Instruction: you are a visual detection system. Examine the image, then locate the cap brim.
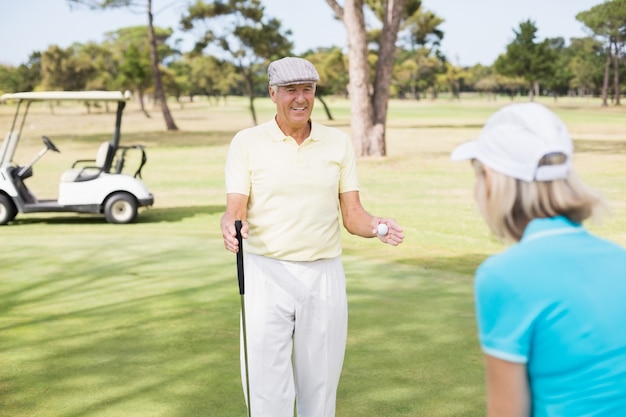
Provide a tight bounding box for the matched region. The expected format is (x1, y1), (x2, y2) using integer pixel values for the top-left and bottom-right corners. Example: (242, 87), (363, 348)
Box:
(450, 140), (479, 161)
(272, 80), (318, 86)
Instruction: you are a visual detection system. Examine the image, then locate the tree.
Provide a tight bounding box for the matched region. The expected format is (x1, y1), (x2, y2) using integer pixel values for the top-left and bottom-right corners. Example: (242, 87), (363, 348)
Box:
(181, 0), (292, 125)
(401, 6), (444, 49)
(0, 66), (20, 95)
(68, 0), (179, 130)
(541, 37), (574, 100)
(40, 44), (96, 91)
(325, 0), (426, 156)
(440, 61), (467, 100)
(568, 37), (606, 97)
(577, 0), (626, 106)
(302, 48), (351, 120)
(306, 48), (350, 98)
(392, 56), (418, 98)
(473, 77), (500, 101)
(104, 25), (177, 116)
(466, 64), (497, 100)
(119, 42), (153, 115)
(0, 53), (41, 94)
(79, 42), (118, 92)
(494, 20), (555, 101)
(394, 47), (442, 100)
(394, 5), (446, 101)
(185, 54), (240, 102)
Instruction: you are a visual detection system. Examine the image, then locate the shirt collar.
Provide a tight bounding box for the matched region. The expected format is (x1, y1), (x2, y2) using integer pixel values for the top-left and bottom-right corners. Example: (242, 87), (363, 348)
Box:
(268, 117), (321, 142)
(521, 216), (585, 243)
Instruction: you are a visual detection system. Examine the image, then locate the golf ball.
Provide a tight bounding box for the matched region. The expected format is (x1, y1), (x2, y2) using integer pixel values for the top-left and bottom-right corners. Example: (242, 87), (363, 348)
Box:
(377, 223), (389, 236)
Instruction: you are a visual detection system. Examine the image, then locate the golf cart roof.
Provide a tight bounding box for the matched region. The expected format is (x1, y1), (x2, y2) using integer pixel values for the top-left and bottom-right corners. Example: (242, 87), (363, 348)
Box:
(0, 90), (132, 166)
(0, 90), (132, 103)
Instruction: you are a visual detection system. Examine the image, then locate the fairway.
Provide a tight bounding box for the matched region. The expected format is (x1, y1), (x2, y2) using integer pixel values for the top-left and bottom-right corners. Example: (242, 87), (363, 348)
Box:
(1, 95), (625, 417)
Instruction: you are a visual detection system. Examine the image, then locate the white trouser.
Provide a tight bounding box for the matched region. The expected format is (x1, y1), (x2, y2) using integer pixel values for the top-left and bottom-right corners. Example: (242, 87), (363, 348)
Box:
(240, 254), (348, 417)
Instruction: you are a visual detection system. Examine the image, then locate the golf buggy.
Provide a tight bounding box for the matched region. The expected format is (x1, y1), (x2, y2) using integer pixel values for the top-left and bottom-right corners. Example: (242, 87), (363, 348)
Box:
(0, 90), (154, 225)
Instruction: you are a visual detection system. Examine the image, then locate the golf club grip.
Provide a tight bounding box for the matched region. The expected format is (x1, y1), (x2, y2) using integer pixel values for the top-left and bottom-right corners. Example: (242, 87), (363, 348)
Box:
(235, 220), (244, 295)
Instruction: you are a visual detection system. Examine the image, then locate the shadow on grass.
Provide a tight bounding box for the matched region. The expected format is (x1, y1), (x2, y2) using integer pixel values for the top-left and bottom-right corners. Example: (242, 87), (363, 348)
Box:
(339, 257), (485, 416)
(139, 205), (225, 223)
(1, 227), (486, 417)
(0, 247), (487, 417)
(0, 241), (246, 417)
(11, 205), (225, 225)
(397, 253), (487, 276)
(394, 123), (484, 129)
(52, 130), (237, 148)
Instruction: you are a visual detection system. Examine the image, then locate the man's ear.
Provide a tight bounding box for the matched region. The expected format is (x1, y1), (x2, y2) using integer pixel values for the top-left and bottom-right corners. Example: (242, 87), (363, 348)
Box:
(269, 86), (277, 103)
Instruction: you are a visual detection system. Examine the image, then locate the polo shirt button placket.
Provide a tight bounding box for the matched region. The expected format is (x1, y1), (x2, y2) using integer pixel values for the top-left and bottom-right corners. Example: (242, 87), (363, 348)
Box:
(296, 147), (306, 168)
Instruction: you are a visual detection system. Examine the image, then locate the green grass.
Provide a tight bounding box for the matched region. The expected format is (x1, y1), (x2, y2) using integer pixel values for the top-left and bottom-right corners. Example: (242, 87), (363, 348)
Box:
(1, 95), (625, 417)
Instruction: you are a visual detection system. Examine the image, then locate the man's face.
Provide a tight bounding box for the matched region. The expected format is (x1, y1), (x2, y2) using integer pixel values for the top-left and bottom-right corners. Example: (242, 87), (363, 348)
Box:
(270, 83), (316, 128)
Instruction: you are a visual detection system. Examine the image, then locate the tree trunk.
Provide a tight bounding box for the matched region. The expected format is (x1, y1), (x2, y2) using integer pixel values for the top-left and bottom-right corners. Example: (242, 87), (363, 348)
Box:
(328, 0), (405, 157)
(248, 95), (257, 126)
(613, 41), (621, 105)
(343, 0), (373, 157)
(534, 81), (540, 98)
(316, 94), (334, 120)
(370, 0), (406, 157)
(241, 66), (257, 126)
(602, 43), (611, 107)
(147, 0), (178, 130)
(137, 89), (151, 118)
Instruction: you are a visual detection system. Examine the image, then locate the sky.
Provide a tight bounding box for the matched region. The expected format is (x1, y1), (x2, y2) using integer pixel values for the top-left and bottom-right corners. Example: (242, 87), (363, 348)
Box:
(0, 0), (605, 68)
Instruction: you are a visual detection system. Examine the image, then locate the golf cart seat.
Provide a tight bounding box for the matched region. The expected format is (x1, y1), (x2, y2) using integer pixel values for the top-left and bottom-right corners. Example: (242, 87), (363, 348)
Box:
(61, 141), (113, 182)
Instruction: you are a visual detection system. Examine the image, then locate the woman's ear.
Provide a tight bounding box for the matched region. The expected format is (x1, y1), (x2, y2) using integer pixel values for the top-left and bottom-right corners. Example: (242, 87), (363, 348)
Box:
(483, 166), (492, 199)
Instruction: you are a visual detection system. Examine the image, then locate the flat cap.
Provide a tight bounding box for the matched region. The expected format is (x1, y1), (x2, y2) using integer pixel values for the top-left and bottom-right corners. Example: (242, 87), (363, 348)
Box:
(268, 57), (320, 86)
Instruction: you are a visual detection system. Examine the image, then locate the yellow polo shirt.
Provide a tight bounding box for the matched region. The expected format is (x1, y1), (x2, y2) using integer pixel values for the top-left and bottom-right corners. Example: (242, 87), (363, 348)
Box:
(225, 118), (359, 261)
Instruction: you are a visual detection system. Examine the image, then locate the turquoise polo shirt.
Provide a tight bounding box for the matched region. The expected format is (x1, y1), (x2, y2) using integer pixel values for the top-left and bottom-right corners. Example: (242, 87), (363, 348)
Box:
(225, 117), (359, 261)
(475, 216), (626, 416)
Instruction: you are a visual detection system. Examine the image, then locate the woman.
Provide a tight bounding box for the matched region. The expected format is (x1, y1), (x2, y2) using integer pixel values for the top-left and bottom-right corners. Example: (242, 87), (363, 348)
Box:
(451, 102), (626, 417)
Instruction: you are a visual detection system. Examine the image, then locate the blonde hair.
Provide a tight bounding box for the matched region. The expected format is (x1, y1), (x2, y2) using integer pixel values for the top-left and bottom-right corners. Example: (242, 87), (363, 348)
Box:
(472, 158), (606, 241)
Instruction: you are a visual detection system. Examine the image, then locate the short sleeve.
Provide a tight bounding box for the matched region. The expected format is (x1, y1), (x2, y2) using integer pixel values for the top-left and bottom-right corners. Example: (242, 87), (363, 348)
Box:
(474, 263), (534, 363)
(338, 134), (359, 193)
(225, 133), (251, 196)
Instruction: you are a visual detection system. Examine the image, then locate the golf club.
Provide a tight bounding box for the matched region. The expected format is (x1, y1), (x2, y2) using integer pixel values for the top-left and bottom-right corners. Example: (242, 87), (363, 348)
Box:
(235, 220), (251, 417)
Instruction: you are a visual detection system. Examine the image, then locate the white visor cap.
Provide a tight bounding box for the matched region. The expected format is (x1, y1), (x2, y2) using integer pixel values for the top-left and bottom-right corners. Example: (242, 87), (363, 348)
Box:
(451, 102), (573, 182)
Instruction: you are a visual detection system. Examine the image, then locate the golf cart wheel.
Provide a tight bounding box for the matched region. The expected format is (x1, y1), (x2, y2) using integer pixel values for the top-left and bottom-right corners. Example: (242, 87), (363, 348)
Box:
(0, 194), (17, 225)
(104, 192), (138, 224)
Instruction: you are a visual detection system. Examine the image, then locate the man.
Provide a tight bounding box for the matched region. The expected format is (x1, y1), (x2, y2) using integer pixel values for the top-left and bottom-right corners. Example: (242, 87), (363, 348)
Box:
(221, 57), (404, 417)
